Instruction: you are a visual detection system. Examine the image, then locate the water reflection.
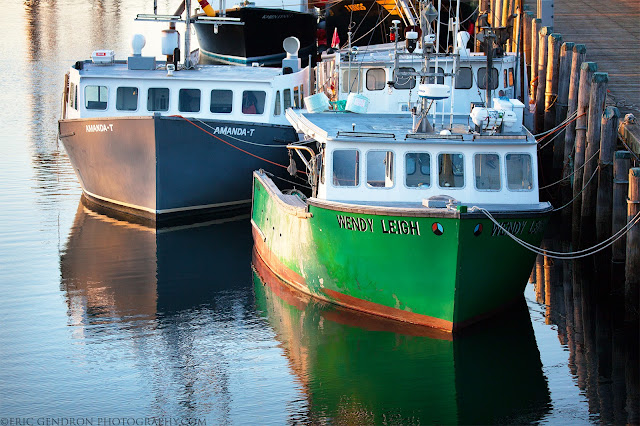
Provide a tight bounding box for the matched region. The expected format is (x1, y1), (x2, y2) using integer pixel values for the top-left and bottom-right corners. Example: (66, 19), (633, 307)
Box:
(532, 220), (640, 424)
(60, 200), (254, 325)
(252, 253), (552, 424)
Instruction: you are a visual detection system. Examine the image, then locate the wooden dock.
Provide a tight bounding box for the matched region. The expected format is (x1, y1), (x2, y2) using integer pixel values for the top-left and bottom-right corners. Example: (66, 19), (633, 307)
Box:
(528, 0), (640, 153)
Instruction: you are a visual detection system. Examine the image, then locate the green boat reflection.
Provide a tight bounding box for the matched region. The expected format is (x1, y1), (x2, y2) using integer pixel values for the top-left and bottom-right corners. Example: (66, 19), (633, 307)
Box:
(253, 251), (552, 424)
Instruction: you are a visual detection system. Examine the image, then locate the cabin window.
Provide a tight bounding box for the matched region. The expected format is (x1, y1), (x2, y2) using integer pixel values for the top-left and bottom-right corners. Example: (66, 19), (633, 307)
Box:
(455, 67), (473, 89)
(506, 153), (533, 190)
(405, 153), (431, 188)
(332, 149), (360, 187)
(394, 67), (416, 90)
(367, 150), (394, 188)
(85, 85), (108, 110)
(242, 90), (266, 114)
(474, 153), (501, 190)
(179, 89), (201, 112)
(341, 70), (362, 93)
(116, 87), (138, 111)
(210, 90), (233, 113)
(147, 88), (169, 111)
(274, 90), (281, 116)
(366, 68), (386, 91)
(477, 67), (499, 90)
(293, 87), (301, 109)
(427, 67), (445, 85)
(283, 89), (292, 110)
(69, 82), (77, 110)
(508, 68), (515, 87)
(319, 148), (325, 184)
(438, 153), (465, 188)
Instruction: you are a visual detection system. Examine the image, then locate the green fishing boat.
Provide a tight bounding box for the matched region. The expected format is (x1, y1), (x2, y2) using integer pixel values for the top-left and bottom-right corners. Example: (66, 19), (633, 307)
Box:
(251, 104), (550, 331)
(251, 12), (551, 331)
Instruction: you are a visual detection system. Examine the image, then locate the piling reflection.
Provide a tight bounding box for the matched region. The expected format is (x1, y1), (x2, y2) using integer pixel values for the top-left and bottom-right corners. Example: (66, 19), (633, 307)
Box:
(532, 218), (640, 424)
(252, 252), (552, 424)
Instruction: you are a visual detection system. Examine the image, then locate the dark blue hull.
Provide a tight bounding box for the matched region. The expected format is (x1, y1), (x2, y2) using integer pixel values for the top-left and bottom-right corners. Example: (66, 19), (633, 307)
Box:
(59, 115), (298, 225)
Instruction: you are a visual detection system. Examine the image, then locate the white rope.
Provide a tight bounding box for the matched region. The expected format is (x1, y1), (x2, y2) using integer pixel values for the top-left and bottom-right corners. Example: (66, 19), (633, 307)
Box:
(539, 148), (600, 190)
(533, 110), (577, 138)
(469, 206), (640, 260)
(549, 163), (599, 212)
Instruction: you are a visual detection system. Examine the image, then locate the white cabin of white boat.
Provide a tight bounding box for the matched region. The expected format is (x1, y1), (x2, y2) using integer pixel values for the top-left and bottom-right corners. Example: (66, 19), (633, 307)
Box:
(290, 111), (541, 207)
(318, 46), (517, 115)
(62, 60), (310, 127)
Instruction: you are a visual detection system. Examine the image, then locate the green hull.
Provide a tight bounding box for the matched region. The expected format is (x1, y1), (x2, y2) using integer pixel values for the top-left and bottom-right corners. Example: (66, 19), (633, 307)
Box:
(252, 258), (551, 424)
(252, 172), (550, 332)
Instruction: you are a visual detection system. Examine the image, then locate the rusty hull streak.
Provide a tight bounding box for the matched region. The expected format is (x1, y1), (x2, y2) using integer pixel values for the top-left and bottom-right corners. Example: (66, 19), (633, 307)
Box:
(252, 222), (456, 333)
(321, 288), (454, 332)
(252, 249), (453, 339)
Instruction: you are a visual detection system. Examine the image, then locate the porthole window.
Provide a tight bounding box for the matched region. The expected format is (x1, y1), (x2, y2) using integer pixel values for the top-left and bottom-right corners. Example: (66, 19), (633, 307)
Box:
(405, 153), (431, 188)
(438, 153), (465, 188)
(85, 85), (108, 110)
(333, 149), (360, 187)
(474, 153), (501, 190)
(366, 68), (386, 91)
(506, 153), (533, 190)
(116, 87), (138, 111)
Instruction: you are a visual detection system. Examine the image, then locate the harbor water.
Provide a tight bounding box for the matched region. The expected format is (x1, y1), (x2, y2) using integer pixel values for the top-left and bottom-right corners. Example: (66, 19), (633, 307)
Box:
(1, 1), (637, 423)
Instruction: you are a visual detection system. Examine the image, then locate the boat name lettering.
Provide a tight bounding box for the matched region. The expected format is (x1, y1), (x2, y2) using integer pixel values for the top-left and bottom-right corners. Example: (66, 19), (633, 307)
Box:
(337, 215), (374, 232)
(381, 219), (420, 236)
(85, 123), (113, 132)
(212, 126), (255, 137)
(491, 220), (527, 237)
(528, 220), (545, 234)
(262, 14), (291, 19)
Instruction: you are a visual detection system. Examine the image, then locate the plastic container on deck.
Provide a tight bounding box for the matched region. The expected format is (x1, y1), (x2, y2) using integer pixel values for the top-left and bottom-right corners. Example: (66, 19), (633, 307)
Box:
(304, 93), (330, 113)
(345, 93), (369, 114)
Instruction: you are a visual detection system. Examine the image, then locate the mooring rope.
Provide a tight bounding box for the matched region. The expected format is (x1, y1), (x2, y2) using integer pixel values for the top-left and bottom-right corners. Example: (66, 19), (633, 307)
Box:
(469, 206), (640, 260)
(539, 148), (600, 190)
(550, 164), (599, 212)
(170, 115), (307, 175)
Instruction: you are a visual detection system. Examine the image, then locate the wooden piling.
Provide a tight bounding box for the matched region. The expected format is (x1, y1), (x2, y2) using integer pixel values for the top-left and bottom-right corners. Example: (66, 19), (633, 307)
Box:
(580, 72), (609, 249)
(523, 12), (533, 75)
(534, 26), (550, 134)
(571, 62), (597, 249)
(626, 168), (640, 323)
(494, 0), (503, 28)
(612, 151), (631, 290)
(595, 107), (620, 280)
(530, 19), (541, 102)
(544, 33), (562, 134)
(553, 41), (574, 173)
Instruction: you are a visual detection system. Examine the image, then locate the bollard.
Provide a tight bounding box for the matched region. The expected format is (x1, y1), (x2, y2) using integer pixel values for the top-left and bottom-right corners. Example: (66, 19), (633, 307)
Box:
(535, 27), (550, 134)
(571, 62), (597, 249)
(595, 107), (620, 281)
(626, 168), (640, 323)
(580, 72), (608, 249)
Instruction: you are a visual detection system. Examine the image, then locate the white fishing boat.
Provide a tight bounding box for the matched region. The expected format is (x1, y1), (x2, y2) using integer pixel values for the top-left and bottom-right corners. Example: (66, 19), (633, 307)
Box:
(58, 2), (311, 226)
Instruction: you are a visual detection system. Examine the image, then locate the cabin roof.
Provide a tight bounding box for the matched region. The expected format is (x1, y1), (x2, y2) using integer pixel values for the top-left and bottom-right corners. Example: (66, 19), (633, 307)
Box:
(290, 111), (534, 145)
(75, 61), (287, 82)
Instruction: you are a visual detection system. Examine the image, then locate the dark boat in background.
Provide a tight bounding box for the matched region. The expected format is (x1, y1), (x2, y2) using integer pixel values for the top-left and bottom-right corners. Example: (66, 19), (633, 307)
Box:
(194, 7), (317, 66)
